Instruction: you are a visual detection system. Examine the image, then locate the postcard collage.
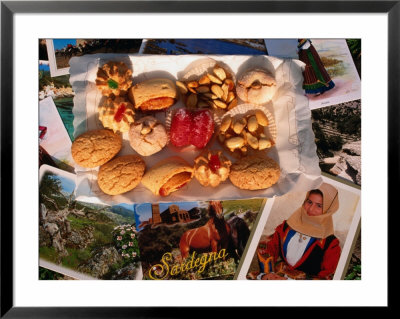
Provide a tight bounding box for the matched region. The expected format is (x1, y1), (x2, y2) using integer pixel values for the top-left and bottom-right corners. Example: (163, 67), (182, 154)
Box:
(39, 38), (361, 281)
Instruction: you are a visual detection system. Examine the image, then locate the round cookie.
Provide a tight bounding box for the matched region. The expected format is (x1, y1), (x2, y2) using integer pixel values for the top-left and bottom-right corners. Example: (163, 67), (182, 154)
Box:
(97, 155), (146, 195)
(71, 129), (122, 168)
(128, 116), (168, 156)
(193, 150), (231, 187)
(229, 155), (280, 190)
(236, 69), (276, 105)
(98, 96), (135, 133)
(95, 61), (133, 97)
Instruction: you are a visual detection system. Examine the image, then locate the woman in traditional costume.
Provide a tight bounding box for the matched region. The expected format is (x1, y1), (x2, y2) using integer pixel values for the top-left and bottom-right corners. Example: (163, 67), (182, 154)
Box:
(297, 39), (335, 95)
(258, 183), (341, 280)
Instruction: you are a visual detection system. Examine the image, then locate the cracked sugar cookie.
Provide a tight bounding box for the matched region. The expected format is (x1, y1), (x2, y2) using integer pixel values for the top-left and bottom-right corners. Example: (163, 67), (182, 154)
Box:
(229, 155), (280, 190)
(97, 155), (146, 195)
(71, 129), (122, 168)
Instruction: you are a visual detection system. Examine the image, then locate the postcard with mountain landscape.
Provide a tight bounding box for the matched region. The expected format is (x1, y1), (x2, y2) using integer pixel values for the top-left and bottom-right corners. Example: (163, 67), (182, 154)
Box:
(134, 198), (265, 280)
(39, 165), (142, 280)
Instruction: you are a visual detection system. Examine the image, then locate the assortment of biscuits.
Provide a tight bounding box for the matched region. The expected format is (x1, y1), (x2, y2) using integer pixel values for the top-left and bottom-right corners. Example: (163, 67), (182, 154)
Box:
(72, 58), (282, 197)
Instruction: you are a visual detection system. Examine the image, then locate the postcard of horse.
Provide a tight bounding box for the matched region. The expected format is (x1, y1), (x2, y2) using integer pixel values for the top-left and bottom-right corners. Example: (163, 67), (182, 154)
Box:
(134, 199), (265, 280)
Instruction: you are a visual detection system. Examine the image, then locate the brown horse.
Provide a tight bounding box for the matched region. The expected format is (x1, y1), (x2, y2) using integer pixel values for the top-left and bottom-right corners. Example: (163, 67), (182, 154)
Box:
(179, 201), (231, 259)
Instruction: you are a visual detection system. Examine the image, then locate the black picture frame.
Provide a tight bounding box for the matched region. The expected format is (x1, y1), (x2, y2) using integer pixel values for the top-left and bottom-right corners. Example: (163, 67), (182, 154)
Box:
(1, 0), (396, 316)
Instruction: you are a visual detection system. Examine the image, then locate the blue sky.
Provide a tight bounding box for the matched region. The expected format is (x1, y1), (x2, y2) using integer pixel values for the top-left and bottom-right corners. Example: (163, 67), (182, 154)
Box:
(156, 39), (266, 55)
(59, 176), (75, 194)
(39, 62), (50, 71)
(53, 39), (76, 50)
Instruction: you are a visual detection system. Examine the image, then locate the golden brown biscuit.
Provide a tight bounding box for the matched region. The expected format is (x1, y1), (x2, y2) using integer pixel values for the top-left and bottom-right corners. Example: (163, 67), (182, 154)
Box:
(95, 61), (133, 97)
(193, 150), (231, 187)
(98, 96), (135, 133)
(97, 155), (146, 195)
(229, 155), (280, 190)
(71, 129), (122, 168)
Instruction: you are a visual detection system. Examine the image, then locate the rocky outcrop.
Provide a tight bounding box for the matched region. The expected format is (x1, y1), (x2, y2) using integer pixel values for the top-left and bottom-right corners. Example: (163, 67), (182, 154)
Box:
(39, 203), (71, 259)
(39, 84), (74, 100)
(39, 202), (95, 261)
(77, 246), (122, 278)
(322, 140), (361, 185)
(109, 263), (141, 280)
(65, 226), (95, 249)
(342, 141), (361, 156)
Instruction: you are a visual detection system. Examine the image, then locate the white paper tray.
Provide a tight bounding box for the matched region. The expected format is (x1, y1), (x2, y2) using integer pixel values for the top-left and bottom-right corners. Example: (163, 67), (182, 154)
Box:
(69, 54), (322, 205)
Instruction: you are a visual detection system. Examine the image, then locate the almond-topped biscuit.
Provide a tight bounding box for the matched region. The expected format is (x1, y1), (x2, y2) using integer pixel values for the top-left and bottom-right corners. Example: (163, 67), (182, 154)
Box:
(71, 129), (122, 168)
(97, 155), (146, 195)
(236, 69), (276, 105)
(229, 155), (280, 190)
(128, 116), (168, 156)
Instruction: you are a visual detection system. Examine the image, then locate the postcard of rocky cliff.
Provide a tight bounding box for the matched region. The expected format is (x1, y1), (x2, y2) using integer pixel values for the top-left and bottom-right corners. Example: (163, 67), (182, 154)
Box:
(134, 198), (265, 280)
(39, 164), (143, 280)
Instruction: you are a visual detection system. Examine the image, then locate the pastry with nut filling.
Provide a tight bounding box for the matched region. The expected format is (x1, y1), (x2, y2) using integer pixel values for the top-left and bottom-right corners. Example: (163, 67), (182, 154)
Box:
(95, 61), (133, 97)
(128, 116), (168, 156)
(193, 150), (231, 187)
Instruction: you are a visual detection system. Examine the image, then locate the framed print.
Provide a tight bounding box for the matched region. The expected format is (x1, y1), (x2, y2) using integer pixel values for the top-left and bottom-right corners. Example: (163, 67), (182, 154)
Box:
(2, 0), (397, 315)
